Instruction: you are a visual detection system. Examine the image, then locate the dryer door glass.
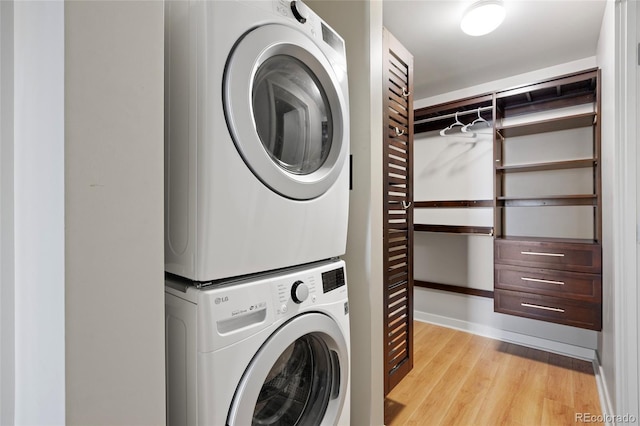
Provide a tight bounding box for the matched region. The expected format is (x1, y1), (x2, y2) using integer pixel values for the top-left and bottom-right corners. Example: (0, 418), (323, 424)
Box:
(252, 334), (333, 425)
(224, 24), (348, 200)
(253, 55), (332, 176)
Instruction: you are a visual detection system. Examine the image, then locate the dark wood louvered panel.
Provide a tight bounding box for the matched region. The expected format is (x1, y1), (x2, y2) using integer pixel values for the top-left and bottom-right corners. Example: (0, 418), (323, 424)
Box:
(383, 28), (414, 396)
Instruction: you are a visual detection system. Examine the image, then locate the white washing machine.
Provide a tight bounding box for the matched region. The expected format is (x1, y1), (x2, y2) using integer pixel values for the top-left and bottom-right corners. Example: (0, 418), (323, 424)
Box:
(165, 0), (350, 283)
(165, 259), (350, 426)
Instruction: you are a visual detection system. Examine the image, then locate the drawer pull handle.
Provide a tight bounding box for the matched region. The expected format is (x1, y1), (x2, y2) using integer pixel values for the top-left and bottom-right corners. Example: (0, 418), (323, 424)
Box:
(521, 277), (565, 286)
(520, 251), (565, 257)
(520, 302), (565, 313)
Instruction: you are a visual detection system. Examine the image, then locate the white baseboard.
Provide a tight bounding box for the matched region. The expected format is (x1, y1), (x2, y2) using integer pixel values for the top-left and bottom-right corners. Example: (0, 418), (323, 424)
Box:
(593, 360), (616, 426)
(414, 311), (598, 362)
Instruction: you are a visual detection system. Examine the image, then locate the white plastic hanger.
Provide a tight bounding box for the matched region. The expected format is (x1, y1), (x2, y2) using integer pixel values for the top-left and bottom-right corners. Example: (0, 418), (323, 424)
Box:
(461, 109), (491, 133)
(440, 112), (476, 137)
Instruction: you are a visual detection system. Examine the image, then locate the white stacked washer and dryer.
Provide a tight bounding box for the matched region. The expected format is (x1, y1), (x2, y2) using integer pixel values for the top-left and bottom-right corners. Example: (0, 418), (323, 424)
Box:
(163, 0), (351, 424)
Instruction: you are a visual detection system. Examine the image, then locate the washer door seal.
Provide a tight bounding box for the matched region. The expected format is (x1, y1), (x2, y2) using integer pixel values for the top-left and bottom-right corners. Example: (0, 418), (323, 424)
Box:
(224, 24), (348, 200)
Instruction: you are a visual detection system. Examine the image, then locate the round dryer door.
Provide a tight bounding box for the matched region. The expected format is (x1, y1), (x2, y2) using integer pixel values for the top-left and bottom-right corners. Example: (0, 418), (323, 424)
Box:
(227, 313), (349, 426)
(224, 24), (348, 200)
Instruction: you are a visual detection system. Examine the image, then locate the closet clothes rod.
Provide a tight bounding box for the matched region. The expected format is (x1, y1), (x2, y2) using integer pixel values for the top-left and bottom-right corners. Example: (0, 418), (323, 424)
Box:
(415, 105), (493, 125)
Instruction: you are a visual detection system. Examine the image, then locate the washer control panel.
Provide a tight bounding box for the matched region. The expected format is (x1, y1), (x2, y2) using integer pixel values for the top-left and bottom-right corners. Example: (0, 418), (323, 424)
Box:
(272, 263), (347, 317)
(274, 275), (318, 315)
(186, 260), (348, 352)
(321, 266), (346, 294)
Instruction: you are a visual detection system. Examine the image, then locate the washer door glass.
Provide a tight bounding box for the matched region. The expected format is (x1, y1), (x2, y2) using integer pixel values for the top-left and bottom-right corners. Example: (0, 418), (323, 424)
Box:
(253, 335), (332, 425)
(227, 313), (349, 426)
(252, 55), (332, 176)
(224, 24), (348, 200)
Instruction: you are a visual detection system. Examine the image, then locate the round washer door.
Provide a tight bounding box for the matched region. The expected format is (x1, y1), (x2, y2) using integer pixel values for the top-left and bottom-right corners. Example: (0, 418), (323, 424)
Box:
(224, 24), (348, 200)
(227, 312), (349, 426)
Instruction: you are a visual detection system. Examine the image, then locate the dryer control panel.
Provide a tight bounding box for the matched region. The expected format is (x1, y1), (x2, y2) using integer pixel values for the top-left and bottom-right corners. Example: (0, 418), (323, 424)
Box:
(273, 0), (346, 58)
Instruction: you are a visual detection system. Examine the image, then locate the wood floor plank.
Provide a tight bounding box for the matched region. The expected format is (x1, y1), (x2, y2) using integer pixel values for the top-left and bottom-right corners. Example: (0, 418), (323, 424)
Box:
(384, 324), (456, 414)
(546, 352), (577, 408)
(387, 329), (472, 425)
(384, 324), (457, 424)
(438, 341), (499, 425)
(472, 342), (529, 426)
(405, 334), (489, 425)
(501, 346), (549, 425)
(385, 321), (603, 426)
(541, 397), (581, 426)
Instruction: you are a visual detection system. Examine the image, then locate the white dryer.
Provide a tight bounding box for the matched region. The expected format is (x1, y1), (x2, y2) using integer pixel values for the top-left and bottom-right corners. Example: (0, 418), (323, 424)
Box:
(165, 259), (351, 426)
(165, 0), (350, 283)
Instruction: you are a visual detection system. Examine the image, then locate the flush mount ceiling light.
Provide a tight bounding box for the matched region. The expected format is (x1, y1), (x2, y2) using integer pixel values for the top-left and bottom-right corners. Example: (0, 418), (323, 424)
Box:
(461, 0), (506, 36)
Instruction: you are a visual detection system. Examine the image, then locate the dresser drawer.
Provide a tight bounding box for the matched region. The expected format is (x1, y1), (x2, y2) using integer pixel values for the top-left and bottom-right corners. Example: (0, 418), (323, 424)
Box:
(495, 239), (601, 273)
(494, 289), (601, 330)
(494, 264), (601, 303)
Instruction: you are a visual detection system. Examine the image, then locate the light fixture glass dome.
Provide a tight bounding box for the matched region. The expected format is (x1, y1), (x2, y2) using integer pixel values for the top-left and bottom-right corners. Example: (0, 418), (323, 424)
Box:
(461, 0), (506, 36)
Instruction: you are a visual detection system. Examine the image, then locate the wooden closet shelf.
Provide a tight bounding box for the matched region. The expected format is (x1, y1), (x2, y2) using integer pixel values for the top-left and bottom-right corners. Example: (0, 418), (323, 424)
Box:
(496, 158), (597, 173)
(496, 112), (596, 138)
(414, 200), (493, 208)
(414, 94), (493, 134)
(414, 94), (493, 122)
(497, 194), (597, 207)
(415, 280), (494, 299)
(495, 68), (598, 102)
(414, 224), (494, 235)
(500, 92), (596, 118)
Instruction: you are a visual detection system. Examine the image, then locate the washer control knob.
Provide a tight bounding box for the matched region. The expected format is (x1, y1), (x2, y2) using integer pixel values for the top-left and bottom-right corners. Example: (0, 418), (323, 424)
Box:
(290, 1), (309, 24)
(291, 280), (309, 304)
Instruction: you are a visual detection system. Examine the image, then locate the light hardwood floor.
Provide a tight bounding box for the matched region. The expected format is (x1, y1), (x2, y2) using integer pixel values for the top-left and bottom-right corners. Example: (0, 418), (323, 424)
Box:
(384, 321), (603, 426)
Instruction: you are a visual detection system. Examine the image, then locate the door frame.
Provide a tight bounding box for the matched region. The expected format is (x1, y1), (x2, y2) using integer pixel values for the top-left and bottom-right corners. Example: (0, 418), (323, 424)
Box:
(613, 0), (639, 418)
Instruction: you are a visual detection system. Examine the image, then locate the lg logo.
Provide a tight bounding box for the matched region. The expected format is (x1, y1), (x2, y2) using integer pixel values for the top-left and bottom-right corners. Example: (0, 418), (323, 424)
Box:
(214, 296), (229, 305)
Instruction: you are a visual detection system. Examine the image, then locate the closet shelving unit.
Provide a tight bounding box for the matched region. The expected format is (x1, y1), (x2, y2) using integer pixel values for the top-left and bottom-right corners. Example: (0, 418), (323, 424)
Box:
(412, 69), (603, 329)
(413, 94), (495, 298)
(493, 68), (602, 330)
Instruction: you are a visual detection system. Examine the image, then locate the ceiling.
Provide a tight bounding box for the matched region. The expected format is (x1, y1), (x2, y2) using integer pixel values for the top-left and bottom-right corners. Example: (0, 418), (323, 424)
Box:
(383, 0), (607, 100)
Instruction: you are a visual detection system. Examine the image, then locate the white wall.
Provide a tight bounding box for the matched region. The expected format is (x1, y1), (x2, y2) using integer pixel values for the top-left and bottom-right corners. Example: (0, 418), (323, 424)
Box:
(64, 2), (165, 425)
(14, 3), (65, 423)
(414, 58), (602, 360)
(1, 1), (66, 424)
(305, 1), (385, 424)
(636, 2), (640, 417)
(0, 2), (16, 424)
(414, 126), (494, 292)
